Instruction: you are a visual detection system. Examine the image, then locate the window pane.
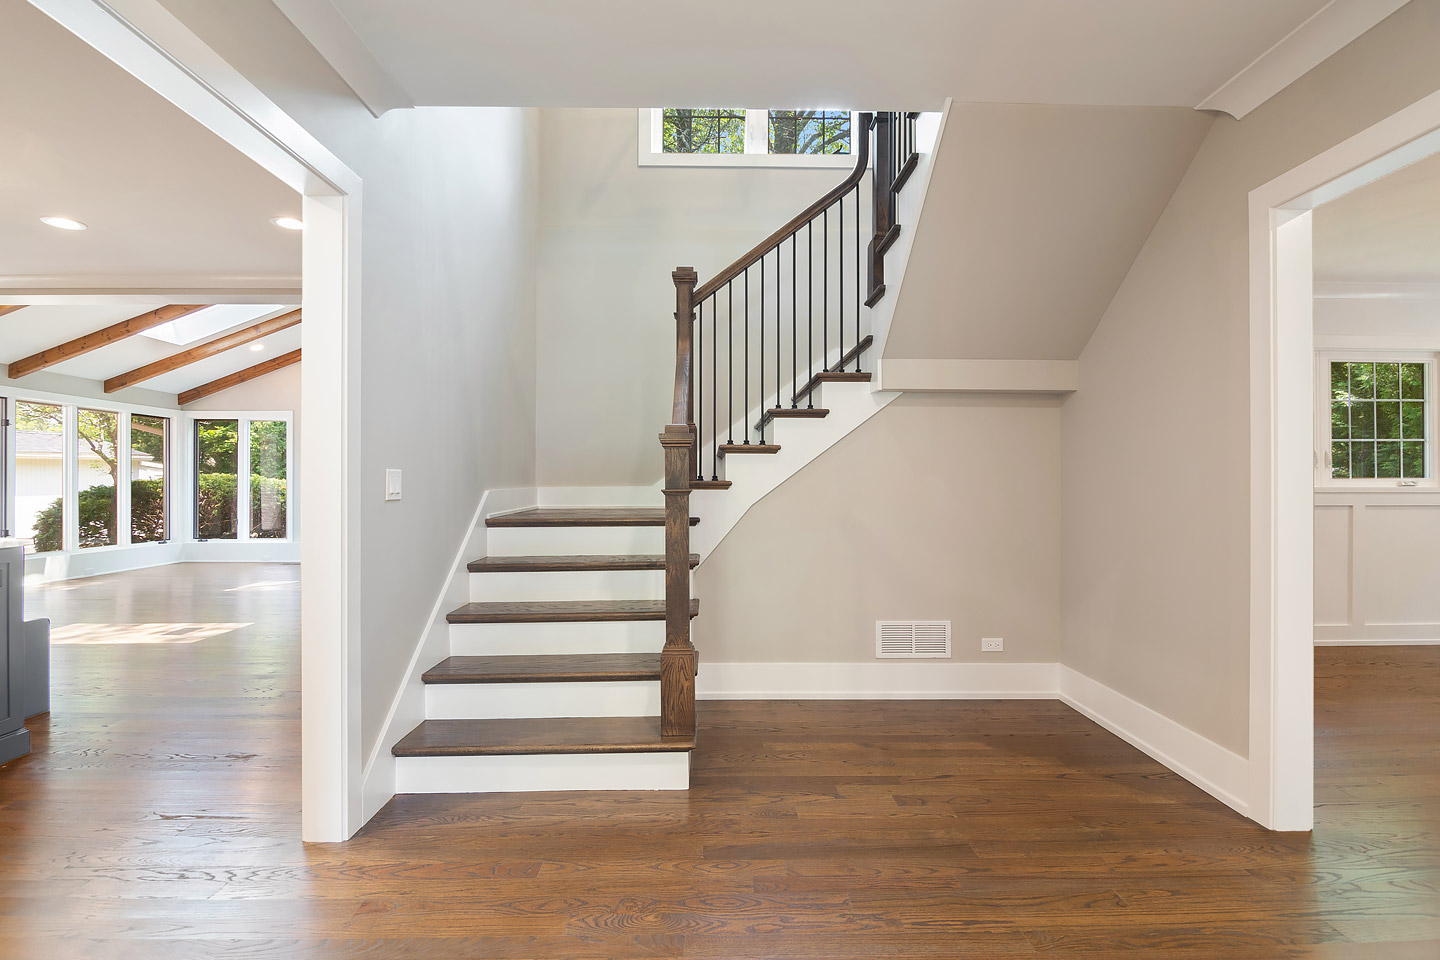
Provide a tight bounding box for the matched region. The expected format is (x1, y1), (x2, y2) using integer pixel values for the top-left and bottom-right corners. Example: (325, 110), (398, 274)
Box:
(1349, 363), (1376, 399)
(195, 419), (239, 539)
(1376, 401), (1401, 439)
(1330, 401), (1350, 440)
(1402, 401), (1425, 439)
(1352, 441), (1375, 478)
(249, 421), (287, 539)
(662, 109), (746, 154)
(1351, 401), (1375, 439)
(1330, 361), (1349, 399)
(15, 401), (64, 551)
(76, 409), (119, 548)
(1376, 362), (1400, 399)
(767, 110), (851, 155)
(1401, 362), (1426, 398)
(131, 415), (168, 543)
(1376, 440), (1403, 478)
(1403, 441), (1427, 479)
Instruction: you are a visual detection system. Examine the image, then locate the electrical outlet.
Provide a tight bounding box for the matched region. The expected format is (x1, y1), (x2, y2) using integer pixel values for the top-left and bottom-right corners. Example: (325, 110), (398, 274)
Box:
(384, 469), (402, 501)
(981, 637), (1004, 652)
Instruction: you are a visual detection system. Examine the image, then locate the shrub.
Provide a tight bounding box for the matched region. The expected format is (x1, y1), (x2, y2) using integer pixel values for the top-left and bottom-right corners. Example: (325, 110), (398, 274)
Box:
(30, 475), (285, 549)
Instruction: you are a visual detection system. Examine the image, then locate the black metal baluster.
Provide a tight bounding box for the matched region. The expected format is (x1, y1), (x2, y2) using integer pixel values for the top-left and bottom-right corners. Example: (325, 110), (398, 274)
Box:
(758, 258), (764, 441)
(854, 182), (862, 373)
(807, 219), (813, 408)
(696, 298), (704, 481)
(775, 244), (781, 415)
(711, 292), (718, 481)
(743, 267), (750, 444)
(791, 233), (797, 407)
(824, 207), (829, 372)
(727, 282), (734, 445)
(838, 187), (845, 372)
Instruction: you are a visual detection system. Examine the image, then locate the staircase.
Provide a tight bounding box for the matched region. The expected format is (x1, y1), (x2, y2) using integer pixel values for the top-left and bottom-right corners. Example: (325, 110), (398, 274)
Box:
(390, 113), (922, 794)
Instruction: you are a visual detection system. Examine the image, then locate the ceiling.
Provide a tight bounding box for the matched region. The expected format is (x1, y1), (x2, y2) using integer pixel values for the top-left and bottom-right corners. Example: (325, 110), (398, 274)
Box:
(0, 0), (300, 293)
(1313, 151), (1440, 286)
(280, 0), (1382, 114)
(0, 303), (300, 401)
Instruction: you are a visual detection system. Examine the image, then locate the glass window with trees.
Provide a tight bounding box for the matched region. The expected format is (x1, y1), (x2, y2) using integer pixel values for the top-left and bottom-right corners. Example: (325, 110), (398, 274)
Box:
(662, 108), (747, 154)
(195, 419), (239, 539)
(767, 110), (851, 155)
(651, 108), (854, 163)
(15, 401), (64, 552)
(130, 414), (168, 543)
(76, 408), (120, 548)
(1327, 359), (1432, 482)
(249, 420), (287, 538)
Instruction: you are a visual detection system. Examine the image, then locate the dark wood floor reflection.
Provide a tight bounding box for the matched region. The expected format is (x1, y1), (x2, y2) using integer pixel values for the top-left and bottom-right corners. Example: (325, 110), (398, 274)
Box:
(0, 564), (1436, 958)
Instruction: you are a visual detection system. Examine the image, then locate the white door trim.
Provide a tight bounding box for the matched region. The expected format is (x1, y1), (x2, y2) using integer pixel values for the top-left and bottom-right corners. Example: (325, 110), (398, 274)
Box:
(29, 0), (365, 842)
(1249, 86), (1440, 831)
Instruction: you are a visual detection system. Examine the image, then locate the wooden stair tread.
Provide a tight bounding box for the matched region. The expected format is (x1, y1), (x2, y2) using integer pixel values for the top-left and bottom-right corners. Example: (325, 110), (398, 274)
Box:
(423, 653), (661, 684)
(767, 407), (829, 418)
(718, 444), (780, 456)
(393, 717), (693, 757)
(814, 371), (873, 382)
(690, 479), (732, 490)
(468, 554), (698, 573)
(487, 508), (698, 528)
(447, 598), (699, 624)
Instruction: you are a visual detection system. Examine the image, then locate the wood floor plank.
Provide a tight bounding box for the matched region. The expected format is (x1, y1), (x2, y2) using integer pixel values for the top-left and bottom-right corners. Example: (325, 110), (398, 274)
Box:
(2, 567), (1437, 957)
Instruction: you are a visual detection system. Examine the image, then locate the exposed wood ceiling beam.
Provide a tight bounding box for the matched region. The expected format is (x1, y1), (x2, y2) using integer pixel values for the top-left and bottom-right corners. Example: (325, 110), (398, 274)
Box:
(105, 309), (301, 394)
(7, 304), (209, 379)
(178, 349), (301, 406)
(0, 305), (28, 319)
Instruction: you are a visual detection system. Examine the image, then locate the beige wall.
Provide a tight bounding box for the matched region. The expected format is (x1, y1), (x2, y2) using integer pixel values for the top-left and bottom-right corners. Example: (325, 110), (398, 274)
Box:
(1061, 1), (1440, 755)
(884, 103), (1211, 361)
(535, 109), (844, 486)
(695, 393), (1062, 664)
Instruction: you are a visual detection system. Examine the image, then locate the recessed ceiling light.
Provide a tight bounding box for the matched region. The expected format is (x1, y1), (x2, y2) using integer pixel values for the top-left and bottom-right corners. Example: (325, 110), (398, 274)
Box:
(40, 216), (87, 231)
(270, 216), (303, 231)
(250, 343), (265, 352)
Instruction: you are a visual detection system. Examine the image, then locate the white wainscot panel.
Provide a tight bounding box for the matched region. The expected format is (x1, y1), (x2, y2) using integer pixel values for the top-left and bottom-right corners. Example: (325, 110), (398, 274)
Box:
(1313, 505), (1352, 627)
(1362, 504), (1440, 627)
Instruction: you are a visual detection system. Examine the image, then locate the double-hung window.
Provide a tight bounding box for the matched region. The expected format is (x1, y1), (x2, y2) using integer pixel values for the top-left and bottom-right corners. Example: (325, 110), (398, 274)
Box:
(640, 108), (855, 168)
(1318, 354), (1438, 488)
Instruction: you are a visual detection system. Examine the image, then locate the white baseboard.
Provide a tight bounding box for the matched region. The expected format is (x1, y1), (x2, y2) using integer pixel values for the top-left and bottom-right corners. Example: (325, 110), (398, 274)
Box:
(359, 485), (535, 824)
(695, 661), (1059, 700)
(1057, 666), (1250, 818)
(1314, 637), (1440, 646)
(394, 751), (689, 793)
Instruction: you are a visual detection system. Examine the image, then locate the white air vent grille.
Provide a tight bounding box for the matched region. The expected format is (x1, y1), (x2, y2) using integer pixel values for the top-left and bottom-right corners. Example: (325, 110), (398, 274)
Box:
(875, 621), (951, 659)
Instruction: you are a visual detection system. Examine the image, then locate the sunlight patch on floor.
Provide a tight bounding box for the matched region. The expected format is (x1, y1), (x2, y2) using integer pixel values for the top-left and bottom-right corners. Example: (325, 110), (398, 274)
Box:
(49, 622), (253, 645)
(224, 579), (299, 592)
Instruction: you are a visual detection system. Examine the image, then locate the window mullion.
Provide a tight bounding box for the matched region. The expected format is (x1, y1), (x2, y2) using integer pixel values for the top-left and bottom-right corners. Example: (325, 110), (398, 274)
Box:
(744, 109), (767, 154)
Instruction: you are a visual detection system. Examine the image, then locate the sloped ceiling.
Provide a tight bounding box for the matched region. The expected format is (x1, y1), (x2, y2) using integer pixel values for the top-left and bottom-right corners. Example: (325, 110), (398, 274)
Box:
(0, 0), (300, 293)
(883, 103), (1213, 361)
(1314, 151), (1440, 285)
(0, 304), (300, 402)
(300, 0), (1340, 111)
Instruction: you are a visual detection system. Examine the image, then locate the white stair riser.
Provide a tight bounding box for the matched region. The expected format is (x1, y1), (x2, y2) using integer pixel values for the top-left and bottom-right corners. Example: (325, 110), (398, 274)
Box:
(485, 525), (667, 556)
(449, 620), (665, 656)
(425, 681), (659, 719)
(468, 569), (666, 602)
(395, 752), (690, 793)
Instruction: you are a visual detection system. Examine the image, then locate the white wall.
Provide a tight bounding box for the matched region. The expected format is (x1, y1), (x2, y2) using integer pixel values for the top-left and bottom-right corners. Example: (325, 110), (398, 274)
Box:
(151, 2), (543, 771)
(1313, 296), (1440, 643)
(536, 108), (846, 486)
(1061, 1), (1440, 756)
(694, 393), (1062, 664)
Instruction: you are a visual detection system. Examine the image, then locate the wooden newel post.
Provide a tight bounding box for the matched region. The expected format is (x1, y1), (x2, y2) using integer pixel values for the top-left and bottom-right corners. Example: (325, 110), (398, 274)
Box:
(867, 113), (893, 306)
(659, 425), (696, 739)
(672, 267), (698, 481)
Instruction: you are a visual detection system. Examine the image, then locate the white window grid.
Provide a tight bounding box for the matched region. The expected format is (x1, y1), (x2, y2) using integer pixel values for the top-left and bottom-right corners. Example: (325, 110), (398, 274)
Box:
(638, 108), (859, 169)
(1315, 351), (1439, 490)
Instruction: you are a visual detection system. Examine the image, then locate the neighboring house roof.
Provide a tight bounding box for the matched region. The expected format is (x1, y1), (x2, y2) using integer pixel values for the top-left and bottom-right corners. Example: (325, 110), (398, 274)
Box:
(15, 429), (150, 459)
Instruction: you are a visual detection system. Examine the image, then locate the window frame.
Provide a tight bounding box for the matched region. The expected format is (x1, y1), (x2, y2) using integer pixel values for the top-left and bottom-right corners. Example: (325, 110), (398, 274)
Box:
(185, 411), (294, 543)
(1315, 350), (1439, 490)
(638, 108), (858, 169)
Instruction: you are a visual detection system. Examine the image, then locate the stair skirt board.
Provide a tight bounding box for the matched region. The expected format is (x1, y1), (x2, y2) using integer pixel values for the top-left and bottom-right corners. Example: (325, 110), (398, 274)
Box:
(468, 569), (668, 603)
(486, 526), (667, 557)
(395, 752), (691, 794)
(424, 680), (660, 719)
(449, 620), (665, 656)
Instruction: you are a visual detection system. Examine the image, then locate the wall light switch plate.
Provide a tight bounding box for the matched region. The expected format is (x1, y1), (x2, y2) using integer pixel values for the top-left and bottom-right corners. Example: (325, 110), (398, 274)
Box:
(981, 637), (1004, 652)
(384, 469), (402, 501)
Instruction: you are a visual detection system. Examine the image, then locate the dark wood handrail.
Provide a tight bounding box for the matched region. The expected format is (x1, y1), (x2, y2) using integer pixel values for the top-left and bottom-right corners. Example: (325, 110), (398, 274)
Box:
(693, 112), (873, 303)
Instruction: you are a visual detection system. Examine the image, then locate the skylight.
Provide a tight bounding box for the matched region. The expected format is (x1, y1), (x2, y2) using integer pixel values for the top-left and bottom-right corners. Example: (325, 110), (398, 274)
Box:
(139, 304), (292, 346)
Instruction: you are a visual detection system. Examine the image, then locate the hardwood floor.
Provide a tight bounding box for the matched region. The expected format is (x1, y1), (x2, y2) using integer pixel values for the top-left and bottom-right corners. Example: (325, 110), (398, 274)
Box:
(1, 564), (1436, 958)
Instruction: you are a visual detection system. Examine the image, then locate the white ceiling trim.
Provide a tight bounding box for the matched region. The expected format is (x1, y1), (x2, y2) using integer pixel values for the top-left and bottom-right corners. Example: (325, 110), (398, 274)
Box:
(0, 274), (301, 298)
(1314, 281), (1440, 300)
(1195, 0), (1410, 119)
(270, 0), (412, 117)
